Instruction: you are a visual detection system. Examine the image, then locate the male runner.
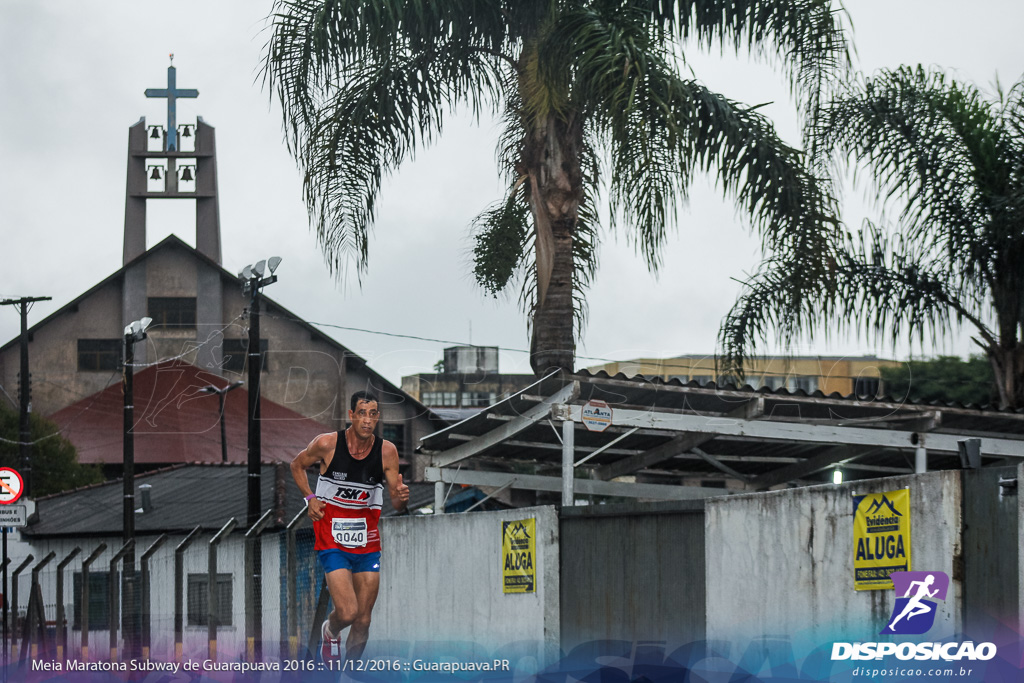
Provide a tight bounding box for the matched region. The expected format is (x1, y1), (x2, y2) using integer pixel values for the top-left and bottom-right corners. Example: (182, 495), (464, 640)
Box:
(291, 390), (409, 661)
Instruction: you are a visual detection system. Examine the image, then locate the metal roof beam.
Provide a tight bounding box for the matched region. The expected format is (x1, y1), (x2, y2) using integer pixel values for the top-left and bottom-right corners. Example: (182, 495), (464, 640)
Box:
(750, 446), (879, 490)
(690, 446), (751, 483)
(424, 467), (722, 501)
(592, 397), (763, 480)
(568, 405), (1024, 457)
(595, 432), (713, 481)
(446, 434), (643, 457)
(429, 382), (578, 468)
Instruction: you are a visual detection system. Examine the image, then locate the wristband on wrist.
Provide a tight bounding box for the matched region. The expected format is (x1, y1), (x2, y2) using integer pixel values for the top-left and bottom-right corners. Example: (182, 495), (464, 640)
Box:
(304, 493), (316, 501)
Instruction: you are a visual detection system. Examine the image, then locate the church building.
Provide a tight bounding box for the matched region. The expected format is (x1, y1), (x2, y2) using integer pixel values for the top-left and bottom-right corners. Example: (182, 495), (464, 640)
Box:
(0, 61), (445, 477)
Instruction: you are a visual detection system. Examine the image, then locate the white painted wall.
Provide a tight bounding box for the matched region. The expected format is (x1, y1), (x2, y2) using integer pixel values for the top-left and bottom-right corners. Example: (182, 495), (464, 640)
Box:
(10, 530), (288, 662)
(369, 506), (560, 664)
(705, 471), (963, 646)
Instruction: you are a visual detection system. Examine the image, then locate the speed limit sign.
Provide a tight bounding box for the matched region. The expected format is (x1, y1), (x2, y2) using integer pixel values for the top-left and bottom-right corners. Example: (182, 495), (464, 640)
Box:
(0, 468), (24, 504)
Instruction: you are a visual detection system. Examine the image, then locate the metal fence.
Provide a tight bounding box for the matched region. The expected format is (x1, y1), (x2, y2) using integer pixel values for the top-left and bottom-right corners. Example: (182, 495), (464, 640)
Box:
(0, 509), (322, 666)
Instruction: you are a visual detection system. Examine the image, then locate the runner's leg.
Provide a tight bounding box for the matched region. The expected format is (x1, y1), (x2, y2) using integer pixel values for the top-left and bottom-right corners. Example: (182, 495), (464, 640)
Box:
(346, 571), (381, 660)
(324, 567), (359, 635)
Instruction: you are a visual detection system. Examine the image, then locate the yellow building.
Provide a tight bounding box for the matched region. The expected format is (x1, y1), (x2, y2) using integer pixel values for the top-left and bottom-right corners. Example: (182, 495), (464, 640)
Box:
(587, 354), (901, 398)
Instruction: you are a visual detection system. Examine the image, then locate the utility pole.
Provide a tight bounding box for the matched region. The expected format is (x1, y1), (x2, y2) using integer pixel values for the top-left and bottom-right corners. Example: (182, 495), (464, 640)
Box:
(0, 296), (51, 497)
(0, 296), (48, 677)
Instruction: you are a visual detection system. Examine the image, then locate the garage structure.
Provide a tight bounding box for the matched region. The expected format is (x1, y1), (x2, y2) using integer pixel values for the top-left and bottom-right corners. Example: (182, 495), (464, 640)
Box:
(419, 370), (1024, 506)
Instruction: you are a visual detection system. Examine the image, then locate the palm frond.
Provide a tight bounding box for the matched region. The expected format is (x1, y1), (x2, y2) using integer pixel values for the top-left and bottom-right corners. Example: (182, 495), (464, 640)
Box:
(719, 219), (1000, 379)
(642, 0), (850, 146)
(292, 40), (507, 279)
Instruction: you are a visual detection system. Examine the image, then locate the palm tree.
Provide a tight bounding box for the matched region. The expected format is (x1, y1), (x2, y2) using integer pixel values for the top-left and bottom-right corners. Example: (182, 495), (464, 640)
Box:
(264, 0), (848, 375)
(721, 67), (1024, 408)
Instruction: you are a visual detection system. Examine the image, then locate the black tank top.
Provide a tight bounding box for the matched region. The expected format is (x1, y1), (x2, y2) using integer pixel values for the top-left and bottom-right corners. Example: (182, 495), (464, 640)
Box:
(323, 430), (384, 484)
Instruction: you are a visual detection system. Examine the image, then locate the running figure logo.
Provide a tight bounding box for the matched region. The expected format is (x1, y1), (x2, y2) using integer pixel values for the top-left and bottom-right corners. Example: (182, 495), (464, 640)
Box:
(881, 571), (949, 635)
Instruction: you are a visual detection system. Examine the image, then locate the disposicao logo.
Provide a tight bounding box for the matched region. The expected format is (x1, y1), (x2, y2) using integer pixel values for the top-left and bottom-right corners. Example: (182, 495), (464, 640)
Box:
(882, 570), (948, 635)
(832, 570), (997, 662)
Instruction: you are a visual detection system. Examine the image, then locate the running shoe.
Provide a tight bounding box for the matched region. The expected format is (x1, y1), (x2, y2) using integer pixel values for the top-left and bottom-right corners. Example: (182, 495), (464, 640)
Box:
(320, 619), (341, 661)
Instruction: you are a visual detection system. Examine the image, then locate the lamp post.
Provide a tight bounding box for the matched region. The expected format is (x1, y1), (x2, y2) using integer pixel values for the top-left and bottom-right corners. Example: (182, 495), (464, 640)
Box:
(201, 381), (244, 462)
(239, 256), (280, 659)
(122, 316), (151, 659)
(238, 257), (280, 529)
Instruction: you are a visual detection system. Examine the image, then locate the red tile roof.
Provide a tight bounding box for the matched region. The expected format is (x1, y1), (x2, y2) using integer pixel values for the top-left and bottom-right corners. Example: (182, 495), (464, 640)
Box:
(48, 360), (334, 464)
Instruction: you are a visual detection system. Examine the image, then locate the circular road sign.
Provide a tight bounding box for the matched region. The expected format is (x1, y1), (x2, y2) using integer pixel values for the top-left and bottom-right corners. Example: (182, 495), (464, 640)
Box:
(0, 468), (24, 504)
(581, 399), (613, 432)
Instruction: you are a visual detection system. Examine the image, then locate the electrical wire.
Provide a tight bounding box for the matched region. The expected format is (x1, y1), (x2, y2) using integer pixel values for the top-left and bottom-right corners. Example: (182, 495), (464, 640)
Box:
(267, 313), (940, 383)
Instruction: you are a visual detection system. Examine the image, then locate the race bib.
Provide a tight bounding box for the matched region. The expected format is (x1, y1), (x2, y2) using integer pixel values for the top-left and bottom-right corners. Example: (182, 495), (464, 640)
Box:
(332, 518), (368, 548)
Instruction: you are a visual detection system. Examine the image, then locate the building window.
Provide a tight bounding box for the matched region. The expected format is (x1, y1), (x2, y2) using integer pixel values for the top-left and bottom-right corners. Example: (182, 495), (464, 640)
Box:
(187, 573), (232, 627)
(382, 423), (406, 456)
(222, 339), (269, 373)
(148, 297), (197, 329)
(854, 377), (880, 399)
(461, 392), (496, 407)
(794, 376), (819, 393)
(72, 571), (113, 630)
(77, 339), (121, 371)
(421, 391), (457, 406)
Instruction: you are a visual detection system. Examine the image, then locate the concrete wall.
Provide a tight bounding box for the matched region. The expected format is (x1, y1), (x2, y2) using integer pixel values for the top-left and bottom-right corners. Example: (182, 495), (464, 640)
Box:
(370, 506), (559, 661)
(706, 471), (963, 645)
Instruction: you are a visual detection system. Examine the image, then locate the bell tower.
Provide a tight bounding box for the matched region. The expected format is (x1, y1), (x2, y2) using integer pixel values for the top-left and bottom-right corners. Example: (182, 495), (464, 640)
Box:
(122, 56), (225, 371)
(123, 55), (222, 265)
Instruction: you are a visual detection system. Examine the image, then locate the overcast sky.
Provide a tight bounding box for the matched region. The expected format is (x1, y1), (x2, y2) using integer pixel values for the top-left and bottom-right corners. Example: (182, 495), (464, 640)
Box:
(1, 1), (1021, 387)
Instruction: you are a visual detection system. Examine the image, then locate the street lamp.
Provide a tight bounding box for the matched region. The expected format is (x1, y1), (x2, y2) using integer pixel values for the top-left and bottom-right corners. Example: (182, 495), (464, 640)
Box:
(123, 315), (151, 658)
(238, 256), (280, 660)
(237, 257), (281, 528)
(201, 381), (244, 463)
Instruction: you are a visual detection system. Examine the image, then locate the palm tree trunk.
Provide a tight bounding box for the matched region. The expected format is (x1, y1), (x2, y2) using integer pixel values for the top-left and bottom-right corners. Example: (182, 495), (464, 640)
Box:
(524, 111), (583, 375)
(988, 344), (1024, 409)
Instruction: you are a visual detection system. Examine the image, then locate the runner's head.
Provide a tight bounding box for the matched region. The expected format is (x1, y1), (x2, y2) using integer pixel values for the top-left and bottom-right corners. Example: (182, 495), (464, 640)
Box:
(349, 390), (380, 437)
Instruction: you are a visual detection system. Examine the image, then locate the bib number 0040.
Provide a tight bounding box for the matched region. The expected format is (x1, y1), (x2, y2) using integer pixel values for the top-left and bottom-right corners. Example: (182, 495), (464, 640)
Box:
(332, 519), (368, 548)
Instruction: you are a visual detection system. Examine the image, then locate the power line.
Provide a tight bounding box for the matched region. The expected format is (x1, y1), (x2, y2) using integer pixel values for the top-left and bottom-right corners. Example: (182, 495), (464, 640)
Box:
(271, 313), (944, 381)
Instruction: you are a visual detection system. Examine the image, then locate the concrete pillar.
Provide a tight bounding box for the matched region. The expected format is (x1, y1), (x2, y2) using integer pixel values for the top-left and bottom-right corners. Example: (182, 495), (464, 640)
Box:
(123, 119), (148, 265)
(562, 419), (574, 506)
(195, 118), (222, 265)
(915, 445), (927, 473)
(434, 481), (445, 515)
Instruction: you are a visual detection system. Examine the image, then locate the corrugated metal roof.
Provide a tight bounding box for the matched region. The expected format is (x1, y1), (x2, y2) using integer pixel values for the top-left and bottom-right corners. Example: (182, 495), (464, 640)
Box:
(23, 463), (432, 537)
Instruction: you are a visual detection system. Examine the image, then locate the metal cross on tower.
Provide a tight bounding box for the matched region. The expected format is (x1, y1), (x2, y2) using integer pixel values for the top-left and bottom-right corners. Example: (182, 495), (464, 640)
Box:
(144, 54), (198, 151)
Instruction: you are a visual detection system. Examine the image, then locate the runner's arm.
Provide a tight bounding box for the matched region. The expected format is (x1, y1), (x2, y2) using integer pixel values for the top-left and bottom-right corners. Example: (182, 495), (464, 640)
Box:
(291, 433), (332, 521)
(382, 440), (410, 513)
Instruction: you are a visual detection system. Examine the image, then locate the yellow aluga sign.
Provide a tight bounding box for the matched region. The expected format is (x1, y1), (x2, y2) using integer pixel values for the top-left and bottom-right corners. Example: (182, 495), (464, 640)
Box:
(853, 488), (911, 591)
(502, 518), (536, 593)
